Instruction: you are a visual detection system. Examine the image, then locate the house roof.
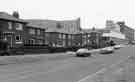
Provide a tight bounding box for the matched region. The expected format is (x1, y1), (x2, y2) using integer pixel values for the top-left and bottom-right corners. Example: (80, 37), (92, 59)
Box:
(45, 27), (81, 34)
(0, 12), (27, 23)
(26, 19), (57, 28)
(26, 18), (81, 34)
(82, 28), (109, 33)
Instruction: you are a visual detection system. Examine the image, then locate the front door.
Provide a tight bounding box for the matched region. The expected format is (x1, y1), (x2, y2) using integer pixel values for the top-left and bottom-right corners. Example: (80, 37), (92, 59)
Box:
(6, 35), (13, 47)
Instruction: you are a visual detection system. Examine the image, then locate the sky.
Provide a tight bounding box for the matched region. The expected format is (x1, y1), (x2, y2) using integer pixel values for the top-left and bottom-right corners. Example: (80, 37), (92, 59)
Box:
(0, 0), (135, 29)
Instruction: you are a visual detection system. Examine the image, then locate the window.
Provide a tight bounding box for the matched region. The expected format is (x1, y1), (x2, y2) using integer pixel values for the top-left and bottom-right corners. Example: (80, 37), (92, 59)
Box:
(63, 34), (66, 39)
(59, 33), (62, 38)
(8, 22), (12, 29)
(68, 34), (71, 39)
(88, 39), (90, 43)
(63, 40), (65, 47)
(28, 39), (35, 44)
(37, 29), (41, 35)
(29, 28), (35, 35)
(37, 39), (43, 44)
(88, 34), (91, 37)
(83, 35), (87, 38)
(57, 22), (62, 28)
(72, 35), (74, 39)
(15, 23), (23, 30)
(68, 41), (71, 46)
(15, 35), (21, 41)
(45, 33), (49, 37)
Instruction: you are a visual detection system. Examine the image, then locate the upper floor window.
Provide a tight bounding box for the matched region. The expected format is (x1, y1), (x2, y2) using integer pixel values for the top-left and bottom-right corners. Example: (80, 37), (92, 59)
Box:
(56, 22), (62, 28)
(15, 23), (23, 30)
(8, 22), (12, 29)
(29, 28), (35, 35)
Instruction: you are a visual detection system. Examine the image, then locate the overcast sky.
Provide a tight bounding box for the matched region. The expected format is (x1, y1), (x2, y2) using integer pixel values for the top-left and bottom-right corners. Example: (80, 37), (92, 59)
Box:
(0, 0), (135, 29)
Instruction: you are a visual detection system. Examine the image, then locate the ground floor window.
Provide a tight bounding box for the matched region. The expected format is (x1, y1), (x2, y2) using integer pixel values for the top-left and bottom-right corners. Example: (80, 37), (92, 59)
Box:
(63, 40), (65, 47)
(15, 35), (21, 42)
(37, 39), (44, 45)
(28, 39), (35, 45)
(101, 37), (110, 41)
(68, 41), (71, 46)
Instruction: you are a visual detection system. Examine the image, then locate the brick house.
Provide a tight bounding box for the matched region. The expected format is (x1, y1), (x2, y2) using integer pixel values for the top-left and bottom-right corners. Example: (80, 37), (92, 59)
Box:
(0, 12), (27, 48)
(24, 23), (45, 45)
(26, 18), (82, 47)
(82, 28), (102, 48)
(104, 20), (134, 44)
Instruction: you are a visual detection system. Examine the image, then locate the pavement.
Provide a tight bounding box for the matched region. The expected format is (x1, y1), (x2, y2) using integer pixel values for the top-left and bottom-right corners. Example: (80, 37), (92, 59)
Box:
(0, 45), (134, 82)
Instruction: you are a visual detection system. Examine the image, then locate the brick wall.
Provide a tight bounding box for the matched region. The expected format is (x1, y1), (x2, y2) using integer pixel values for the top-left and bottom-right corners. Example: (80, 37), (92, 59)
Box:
(0, 20), (25, 48)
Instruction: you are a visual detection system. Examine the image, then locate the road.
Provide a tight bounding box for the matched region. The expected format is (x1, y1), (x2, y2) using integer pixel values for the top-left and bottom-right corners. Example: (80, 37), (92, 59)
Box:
(0, 45), (134, 82)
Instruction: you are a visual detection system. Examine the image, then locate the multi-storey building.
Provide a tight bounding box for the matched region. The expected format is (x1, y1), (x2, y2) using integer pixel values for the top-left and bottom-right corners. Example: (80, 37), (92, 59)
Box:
(117, 21), (134, 42)
(82, 27), (102, 48)
(101, 20), (129, 44)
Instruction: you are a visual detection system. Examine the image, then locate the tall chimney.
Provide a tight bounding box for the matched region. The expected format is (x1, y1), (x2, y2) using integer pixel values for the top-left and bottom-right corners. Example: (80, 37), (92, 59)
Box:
(12, 11), (19, 18)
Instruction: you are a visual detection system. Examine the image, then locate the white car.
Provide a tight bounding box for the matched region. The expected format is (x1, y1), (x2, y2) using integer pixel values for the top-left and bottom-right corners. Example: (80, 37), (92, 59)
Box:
(76, 48), (91, 57)
(100, 47), (114, 54)
(66, 51), (76, 55)
(114, 44), (126, 49)
(113, 45), (122, 49)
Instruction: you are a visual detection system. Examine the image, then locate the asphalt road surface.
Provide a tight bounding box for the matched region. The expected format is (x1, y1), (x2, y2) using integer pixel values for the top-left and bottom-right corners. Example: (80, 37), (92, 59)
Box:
(0, 45), (134, 82)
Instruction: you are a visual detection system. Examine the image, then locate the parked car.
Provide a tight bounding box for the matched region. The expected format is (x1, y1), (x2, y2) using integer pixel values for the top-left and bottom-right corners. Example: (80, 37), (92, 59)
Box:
(66, 51), (76, 55)
(100, 47), (114, 54)
(113, 45), (122, 49)
(113, 44), (125, 49)
(76, 48), (91, 57)
(129, 41), (135, 45)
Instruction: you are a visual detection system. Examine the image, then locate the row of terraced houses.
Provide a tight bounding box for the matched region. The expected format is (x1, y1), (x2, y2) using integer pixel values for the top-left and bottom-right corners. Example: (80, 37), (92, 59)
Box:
(0, 11), (134, 53)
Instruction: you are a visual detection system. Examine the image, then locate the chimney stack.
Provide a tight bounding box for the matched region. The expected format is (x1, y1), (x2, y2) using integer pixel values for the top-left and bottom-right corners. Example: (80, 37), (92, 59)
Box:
(12, 11), (19, 18)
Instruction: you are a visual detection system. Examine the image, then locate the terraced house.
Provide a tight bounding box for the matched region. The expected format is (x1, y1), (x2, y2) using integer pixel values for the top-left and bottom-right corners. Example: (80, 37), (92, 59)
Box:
(0, 12), (27, 48)
(26, 18), (82, 47)
(24, 21), (45, 45)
